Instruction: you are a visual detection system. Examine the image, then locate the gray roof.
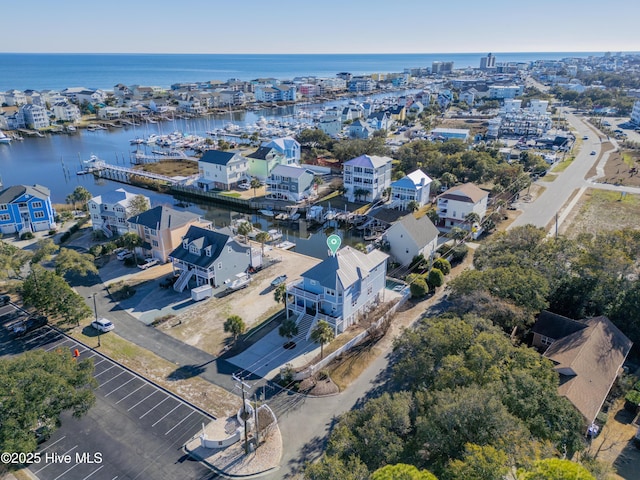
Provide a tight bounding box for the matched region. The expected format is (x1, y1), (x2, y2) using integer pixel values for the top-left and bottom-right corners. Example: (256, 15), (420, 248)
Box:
(392, 214), (439, 246)
(344, 154), (392, 169)
(199, 150), (239, 166)
(127, 205), (201, 230)
(270, 164), (312, 179)
(302, 246), (388, 289)
(0, 184), (50, 204)
(168, 226), (232, 269)
(247, 147), (275, 160)
(90, 188), (138, 207)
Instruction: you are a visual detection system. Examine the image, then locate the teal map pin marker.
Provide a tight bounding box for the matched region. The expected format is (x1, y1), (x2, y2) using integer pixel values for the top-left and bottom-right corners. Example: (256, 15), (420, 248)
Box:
(327, 234), (341, 255)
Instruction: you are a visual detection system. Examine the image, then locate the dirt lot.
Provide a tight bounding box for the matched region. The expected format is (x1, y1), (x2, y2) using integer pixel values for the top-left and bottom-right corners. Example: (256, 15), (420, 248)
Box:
(587, 147), (640, 187)
(158, 246), (320, 356)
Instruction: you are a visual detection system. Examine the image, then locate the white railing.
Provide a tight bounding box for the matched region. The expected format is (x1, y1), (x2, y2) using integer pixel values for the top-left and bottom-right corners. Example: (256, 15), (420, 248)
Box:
(173, 269), (194, 292)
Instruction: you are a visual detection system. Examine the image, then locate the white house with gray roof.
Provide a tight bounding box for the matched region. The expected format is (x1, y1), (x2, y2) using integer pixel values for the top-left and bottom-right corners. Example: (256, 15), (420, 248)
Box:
(343, 154), (393, 202)
(389, 169), (432, 210)
(127, 206), (212, 262)
(197, 150), (249, 191)
(266, 164), (315, 202)
(88, 188), (149, 238)
(383, 214), (439, 266)
(436, 183), (489, 239)
(287, 246), (388, 336)
(261, 137), (301, 164)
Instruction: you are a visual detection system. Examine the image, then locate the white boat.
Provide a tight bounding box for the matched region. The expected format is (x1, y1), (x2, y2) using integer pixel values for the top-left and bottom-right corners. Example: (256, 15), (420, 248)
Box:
(0, 131), (12, 144)
(259, 209), (275, 217)
(227, 272), (252, 291)
(276, 241), (296, 250)
(267, 229), (283, 242)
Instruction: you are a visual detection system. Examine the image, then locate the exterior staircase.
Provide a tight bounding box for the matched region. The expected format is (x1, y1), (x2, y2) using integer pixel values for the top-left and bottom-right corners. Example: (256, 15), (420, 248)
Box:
(101, 224), (113, 238)
(173, 269), (194, 292)
(294, 313), (315, 341)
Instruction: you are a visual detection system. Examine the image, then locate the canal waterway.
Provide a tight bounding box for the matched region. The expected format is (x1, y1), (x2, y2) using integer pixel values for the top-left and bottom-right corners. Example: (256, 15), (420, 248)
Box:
(0, 93), (409, 258)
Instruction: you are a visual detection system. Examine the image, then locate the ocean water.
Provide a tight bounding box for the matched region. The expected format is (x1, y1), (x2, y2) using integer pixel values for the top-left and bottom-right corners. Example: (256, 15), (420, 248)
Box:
(0, 51), (611, 91)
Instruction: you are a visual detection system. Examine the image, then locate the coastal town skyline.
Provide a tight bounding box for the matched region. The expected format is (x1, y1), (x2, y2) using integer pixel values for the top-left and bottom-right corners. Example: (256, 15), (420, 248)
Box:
(3, 0), (639, 55)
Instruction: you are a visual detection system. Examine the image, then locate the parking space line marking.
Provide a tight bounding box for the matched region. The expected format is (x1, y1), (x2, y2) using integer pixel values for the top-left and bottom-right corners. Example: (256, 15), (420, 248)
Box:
(139, 397), (170, 419)
(53, 462), (80, 480)
(99, 370), (127, 387)
(34, 445), (77, 473)
(24, 330), (53, 343)
(82, 465), (104, 479)
(164, 411), (195, 435)
(92, 358), (106, 366)
(39, 435), (66, 452)
(94, 365), (116, 378)
(115, 383), (146, 404)
(104, 376), (136, 396)
(151, 404), (181, 427)
(45, 339), (71, 351)
(127, 390), (158, 411)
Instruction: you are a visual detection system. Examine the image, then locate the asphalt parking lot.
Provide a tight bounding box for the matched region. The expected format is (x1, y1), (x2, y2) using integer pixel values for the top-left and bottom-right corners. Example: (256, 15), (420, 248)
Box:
(2, 324), (219, 480)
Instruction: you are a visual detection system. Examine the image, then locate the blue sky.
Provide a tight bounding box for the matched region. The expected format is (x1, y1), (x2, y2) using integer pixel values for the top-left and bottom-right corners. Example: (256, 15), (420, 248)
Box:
(2, 0), (639, 54)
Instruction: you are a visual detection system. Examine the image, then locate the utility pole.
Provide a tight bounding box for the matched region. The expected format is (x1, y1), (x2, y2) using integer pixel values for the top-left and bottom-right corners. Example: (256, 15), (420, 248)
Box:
(233, 374), (251, 454)
(90, 293), (100, 347)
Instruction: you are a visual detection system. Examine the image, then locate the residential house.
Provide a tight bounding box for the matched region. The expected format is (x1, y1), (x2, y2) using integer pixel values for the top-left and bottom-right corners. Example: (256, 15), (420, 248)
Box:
(0, 184), (56, 235)
(386, 105), (406, 123)
(532, 311), (632, 429)
(97, 106), (121, 120)
(436, 183), (488, 238)
(261, 137), (301, 164)
(266, 164), (315, 202)
(3, 90), (28, 107)
(389, 169), (432, 210)
(168, 226), (253, 292)
(246, 146), (286, 182)
(52, 101), (81, 122)
(127, 206), (212, 263)
(349, 118), (374, 139)
(430, 128), (469, 141)
(348, 77), (375, 93)
(318, 108), (343, 137)
(88, 188), (148, 238)
(459, 90), (476, 106)
(197, 150), (249, 191)
(287, 246), (388, 335)
(343, 154), (393, 203)
(368, 111), (392, 131)
(630, 100), (640, 126)
(20, 104), (50, 129)
(383, 214), (439, 266)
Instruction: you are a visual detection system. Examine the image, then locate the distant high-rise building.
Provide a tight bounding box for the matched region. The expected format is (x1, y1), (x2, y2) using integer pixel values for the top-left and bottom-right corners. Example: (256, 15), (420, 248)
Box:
(480, 53), (496, 70)
(432, 61), (454, 75)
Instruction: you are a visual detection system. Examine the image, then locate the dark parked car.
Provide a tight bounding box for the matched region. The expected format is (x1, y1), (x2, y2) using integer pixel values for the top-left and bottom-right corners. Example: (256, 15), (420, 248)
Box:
(0, 294), (10, 306)
(12, 315), (48, 337)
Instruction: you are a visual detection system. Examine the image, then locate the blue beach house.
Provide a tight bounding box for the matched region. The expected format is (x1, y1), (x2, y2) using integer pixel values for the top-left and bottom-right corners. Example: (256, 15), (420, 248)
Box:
(287, 246), (388, 336)
(0, 184), (56, 235)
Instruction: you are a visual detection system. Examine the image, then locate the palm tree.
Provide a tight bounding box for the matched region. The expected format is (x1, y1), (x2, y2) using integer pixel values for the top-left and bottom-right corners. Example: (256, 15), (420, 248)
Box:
(279, 318), (298, 347)
(440, 172), (457, 190)
(310, 320), (335, 359)
(250, 178), (262, 198)
(354, 188), (369, 202)
(464, 212), (481, 233)
(236, 221), (253, 244)
(406, 200), (420, 212)
(274, 282), (289, 319)
(255, 231), (271, 256)
(449, 226), (467, 245)
(224, 315), (246, 343)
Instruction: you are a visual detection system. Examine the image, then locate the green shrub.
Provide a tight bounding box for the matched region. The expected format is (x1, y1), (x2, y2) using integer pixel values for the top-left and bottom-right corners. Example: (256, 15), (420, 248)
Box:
(48, 229), (57, 236)
(20, 232), (34, 240)
(433, 257), (451, 275)
(624, 389), (640, 408)
(450, 244), (469, 264)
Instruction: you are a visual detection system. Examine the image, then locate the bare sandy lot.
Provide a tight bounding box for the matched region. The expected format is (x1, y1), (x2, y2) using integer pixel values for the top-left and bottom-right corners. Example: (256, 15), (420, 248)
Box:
(158, 246), (320, 356)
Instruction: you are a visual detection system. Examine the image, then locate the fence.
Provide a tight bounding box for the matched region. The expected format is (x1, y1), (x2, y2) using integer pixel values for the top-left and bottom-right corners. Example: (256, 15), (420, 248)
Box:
(289, 289), (410, 381)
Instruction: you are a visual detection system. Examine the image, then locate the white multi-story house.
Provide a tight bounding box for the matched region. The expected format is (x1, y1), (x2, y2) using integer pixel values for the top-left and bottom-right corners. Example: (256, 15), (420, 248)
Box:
(88, 188), (149, 238)
(389, 169), (432, 210)
(343, 155), (393, 203)
(631, 100), (640, 126)
(197, 150), (249, 191)
(97, 106), (121, 120)
(436, 183), (489, 239)
(287, 246), (388, 336)
(318, 109), (343, 137)
(383, 214), (439, 266)
(3, 90), (27, 106)
(488, 85), (524, 99)
(52, 102), (81, 122)
(266, 164), (316, 202)
(20, 104), (50, 129)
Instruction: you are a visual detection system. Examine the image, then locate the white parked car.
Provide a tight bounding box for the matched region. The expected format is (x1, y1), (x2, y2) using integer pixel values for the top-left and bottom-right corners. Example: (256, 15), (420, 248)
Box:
(116, 249), (133, 260)
(238, 182), (251, 190)
(91, 317), (114, 332)
(138, 258), (159, 270)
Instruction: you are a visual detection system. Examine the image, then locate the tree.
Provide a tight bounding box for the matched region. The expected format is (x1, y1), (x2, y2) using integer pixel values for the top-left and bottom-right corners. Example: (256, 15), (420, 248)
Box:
(296, 128), (331, 148)
(279, 318), (298, 345)
(464, 212), (481, 232)
(310, 320), (335, 359)
(407, 200), (420, 212)
(427, 268), (445, 290)
(353, 188), (370, 202)
(518, 459), (595, 480)
(372, 464), (438, 480)
(127, 194), (150, 218)
(250, 178), (262, 198)
(432, 257), (451, 276)
(223, 315), (245, 342)
(440, 172), (457, 189)
(448, 226), (467, 245)
(21, 266), (92, 326)
(353, 242), (367, 253)
(54, 248), (99, 277)
(66, 186), (92, 211)
(0, 349), (96, 455)
(406, 273), (428, 298)
(305, 455), (370, 480)
(0, 240), (31, 280)
(237, 221), (253, 244)
(255, 231), (271, 256)
(120, 232), (143, 253)
(31, 238), (58, 265)
(448, 444), (509, 480)
(426, 208), (439, 225)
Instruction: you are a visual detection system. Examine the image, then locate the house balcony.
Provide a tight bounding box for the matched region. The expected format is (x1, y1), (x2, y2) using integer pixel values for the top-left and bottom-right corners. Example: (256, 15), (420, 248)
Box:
(288, 283), (325, 302)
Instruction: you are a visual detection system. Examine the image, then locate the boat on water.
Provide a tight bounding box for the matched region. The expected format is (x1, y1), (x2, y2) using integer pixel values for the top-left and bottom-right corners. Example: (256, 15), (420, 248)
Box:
(275, 241), (296, 250)
(259, 209), (275, 217)
(267, 229), (283, 242)
(0, 131), (12, 144)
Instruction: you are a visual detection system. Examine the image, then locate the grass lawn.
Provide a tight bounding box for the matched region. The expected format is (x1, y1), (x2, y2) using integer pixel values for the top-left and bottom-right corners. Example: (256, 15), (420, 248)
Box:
(551, 156), (574, 173)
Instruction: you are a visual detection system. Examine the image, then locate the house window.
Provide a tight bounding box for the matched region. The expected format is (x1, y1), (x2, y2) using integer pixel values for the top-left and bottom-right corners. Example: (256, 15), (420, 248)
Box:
(310, 280), (317, 286)
(32, 201), (42, 209)
(227, 246), (232, 253)
(206, 246), (212, 257)
(91, 203), (97, 210)
(0, 204), (7, 211)
(540, 335), (554, 346)
(367, 284), (372, 295)
(33, 211), (45, 219)
(152, 240), (159, 247)
(217, 262), (222, 269)
(0, 214), (10, 221)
